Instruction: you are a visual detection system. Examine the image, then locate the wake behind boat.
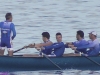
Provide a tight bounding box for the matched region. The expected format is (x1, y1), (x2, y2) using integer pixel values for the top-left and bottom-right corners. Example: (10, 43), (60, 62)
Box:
(0, 55), (100, 71)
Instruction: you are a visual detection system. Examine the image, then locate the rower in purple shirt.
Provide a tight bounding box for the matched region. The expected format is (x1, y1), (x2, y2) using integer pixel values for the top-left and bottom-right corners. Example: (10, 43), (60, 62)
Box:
(42, 32), (65, 57)
(23, 32), (53, 57)
(64, 30), (88, 56)
(36, 32), (65, 57)
(72, 31), (100, 56)
(0, 13), (16, 56)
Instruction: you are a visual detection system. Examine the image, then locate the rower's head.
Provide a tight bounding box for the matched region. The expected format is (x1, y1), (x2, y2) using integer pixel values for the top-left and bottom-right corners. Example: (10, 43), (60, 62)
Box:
(76, 30), (84, 40)
(42, 32), (50, 42)
(5, 12), (12, 22)
(89, 31), (97, 40)
(56, 32), (62, 42)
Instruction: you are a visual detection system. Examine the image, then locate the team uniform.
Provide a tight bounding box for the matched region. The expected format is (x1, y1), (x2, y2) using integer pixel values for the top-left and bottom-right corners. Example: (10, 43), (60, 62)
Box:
(39, 40), (52, 56)
(42, 42), (65, 57)
(72, 39), (88, 54)
(65, 39), (88, 54)
(77, 39), (100, 56)
(0, 21), (16, 51)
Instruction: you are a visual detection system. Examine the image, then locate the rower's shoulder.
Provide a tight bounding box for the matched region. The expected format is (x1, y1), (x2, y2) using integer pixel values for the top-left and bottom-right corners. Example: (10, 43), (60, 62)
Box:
(10, 22), (16, 29)
(0, 21), (4, 24)
(10, 22), (15, 26)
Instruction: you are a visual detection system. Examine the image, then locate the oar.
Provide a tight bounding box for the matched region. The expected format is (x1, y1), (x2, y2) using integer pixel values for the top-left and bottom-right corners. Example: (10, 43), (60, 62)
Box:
(14, 44), (62, 70)
(6, 46), (29, 56)
(84, 55), (100, 66)
(75, 50), (100, 66)
(13, 43), (35, 54)
(38, 49), (62, 70)
(13, 46), (29, 53)
(13, 47), (25, 53)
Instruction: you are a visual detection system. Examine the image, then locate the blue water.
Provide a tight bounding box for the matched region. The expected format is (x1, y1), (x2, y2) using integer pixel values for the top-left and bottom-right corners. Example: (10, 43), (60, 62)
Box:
(0, 0), (100, 74)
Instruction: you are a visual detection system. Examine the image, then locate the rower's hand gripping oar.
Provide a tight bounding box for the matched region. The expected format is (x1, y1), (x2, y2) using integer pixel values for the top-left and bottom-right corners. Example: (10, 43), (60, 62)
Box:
(35, 43), (62, 70)
(13, 43), (35, 53)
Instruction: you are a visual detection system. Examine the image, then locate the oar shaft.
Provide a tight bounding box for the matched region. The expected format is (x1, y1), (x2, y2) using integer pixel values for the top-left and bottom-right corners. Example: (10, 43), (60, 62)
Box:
(76, 50), (100, 66)
(43, 53), (62, 70)
(13, 47), (25, 53)
(38, 50), (62, 70)
(85, 56), (100, 66)
(13, 46), (29, 53)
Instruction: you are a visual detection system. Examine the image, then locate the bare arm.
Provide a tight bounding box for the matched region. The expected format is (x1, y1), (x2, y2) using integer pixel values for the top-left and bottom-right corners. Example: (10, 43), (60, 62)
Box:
(35, 41), (53, 48)
(24, 41), (53, 48)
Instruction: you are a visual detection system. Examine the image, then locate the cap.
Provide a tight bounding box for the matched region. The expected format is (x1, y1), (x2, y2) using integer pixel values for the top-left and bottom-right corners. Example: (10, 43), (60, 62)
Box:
(88, 31), (97, 36)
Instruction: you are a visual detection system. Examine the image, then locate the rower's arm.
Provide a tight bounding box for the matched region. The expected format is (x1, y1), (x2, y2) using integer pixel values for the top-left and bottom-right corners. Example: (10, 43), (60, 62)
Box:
(27, 41), (53, 48)
(11, 23), (16, 40)
(65, 44), (69, 48)
(72, 41), (78, 47)
(76, 43), (95, 49)
(0, 22), (3, 29)
(77, 48), (86, 52)
(36, 41), (53, 47)
(44, 42), (64, 50)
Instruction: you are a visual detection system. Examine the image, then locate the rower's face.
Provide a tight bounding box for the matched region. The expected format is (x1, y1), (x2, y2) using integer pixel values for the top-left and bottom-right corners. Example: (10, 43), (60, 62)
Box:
(42, 36), (45, 42)
(76, 34), (79, 40)
(56, 35), (62, 42)
(10, 16), (12, 22)
(89, 33), (93, 39)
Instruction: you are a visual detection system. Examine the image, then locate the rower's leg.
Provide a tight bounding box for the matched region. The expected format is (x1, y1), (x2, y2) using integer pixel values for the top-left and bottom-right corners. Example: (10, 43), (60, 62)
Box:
(7, 41), (13, 56)
(8, 50), (13, 56)
(0, 42), (5, 55)
(0, 49), (5, 55)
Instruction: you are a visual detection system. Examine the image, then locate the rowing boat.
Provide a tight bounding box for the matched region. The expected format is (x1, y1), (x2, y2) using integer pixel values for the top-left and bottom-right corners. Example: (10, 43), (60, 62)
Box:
(0, 55), (100, 71)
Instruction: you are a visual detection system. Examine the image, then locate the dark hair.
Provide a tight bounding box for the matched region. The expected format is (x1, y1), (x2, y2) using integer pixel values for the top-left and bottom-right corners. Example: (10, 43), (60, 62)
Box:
(42, 32), (50, 39)
(5, 12), (12, 20)
(77, 30), (84, 38)
(94, 35), (97, 37)
(56, 32), (62, 36)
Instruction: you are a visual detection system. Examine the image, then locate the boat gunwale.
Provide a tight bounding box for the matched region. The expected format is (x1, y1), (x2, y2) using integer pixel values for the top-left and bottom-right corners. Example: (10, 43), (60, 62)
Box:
(0, 55), (100, 58)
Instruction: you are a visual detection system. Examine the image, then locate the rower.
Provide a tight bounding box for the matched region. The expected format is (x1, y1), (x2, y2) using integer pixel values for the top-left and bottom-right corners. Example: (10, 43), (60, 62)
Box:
(0, 12), (16, 56)
(72, 31), (100, 56)
(23, 32), (53, 57)
(64, 30), (88, 56)
(39, 32), (65, 57)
